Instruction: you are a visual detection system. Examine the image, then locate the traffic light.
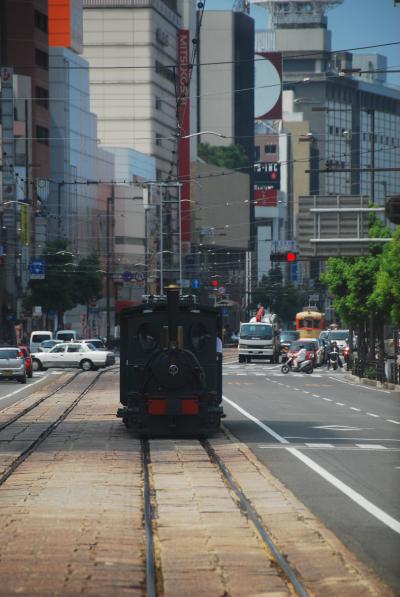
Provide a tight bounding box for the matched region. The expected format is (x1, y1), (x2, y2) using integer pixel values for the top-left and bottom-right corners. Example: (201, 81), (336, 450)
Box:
(211, 279), (219, 288)
(270, 251), (298, 262)
(385, 195), (400, 225)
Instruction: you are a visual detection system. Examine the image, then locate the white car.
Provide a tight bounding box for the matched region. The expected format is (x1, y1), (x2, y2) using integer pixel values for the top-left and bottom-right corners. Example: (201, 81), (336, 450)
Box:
(31, 342), (115, 371)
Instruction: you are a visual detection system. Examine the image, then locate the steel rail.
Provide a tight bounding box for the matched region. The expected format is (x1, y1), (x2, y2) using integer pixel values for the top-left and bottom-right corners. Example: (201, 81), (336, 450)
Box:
(202, 439), (310, 597)
(141, 439), (157, 597)
(0, 367), (117, 488)
(0, 370), (82, 432)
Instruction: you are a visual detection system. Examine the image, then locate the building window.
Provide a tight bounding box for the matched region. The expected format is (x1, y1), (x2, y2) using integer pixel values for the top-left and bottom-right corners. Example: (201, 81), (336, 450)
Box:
(254, 146), (260, 161)
(35, 10), (48, 33)
(264, 144), (277, 154)
(156, 133), (162, 147)
(329, 125), (334, 135)
(36, 125), (49, 145)
(35, 49), (48, 69)
(36, 86), (49, 109)
(155, 97), (162, 110)
(156, 168), (163, 180)
(155, 60), (175, 83)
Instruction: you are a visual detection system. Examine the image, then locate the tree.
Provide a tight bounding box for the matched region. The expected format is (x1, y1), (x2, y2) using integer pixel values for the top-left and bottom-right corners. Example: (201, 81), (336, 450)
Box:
(26, 239), (79, 328)
(252, 267), (305, 326)
(73, 253), (104, 321)
(370, 226), (400, 325)
(198, 143), (249, 170)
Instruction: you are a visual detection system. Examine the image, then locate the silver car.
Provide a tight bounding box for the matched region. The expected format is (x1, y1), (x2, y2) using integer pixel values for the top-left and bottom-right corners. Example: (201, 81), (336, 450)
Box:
(0, 347), (27, 383)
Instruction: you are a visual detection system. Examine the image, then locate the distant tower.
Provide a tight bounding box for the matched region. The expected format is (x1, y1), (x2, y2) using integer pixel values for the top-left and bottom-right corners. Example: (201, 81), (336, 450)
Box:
(249, 0), (343, 28)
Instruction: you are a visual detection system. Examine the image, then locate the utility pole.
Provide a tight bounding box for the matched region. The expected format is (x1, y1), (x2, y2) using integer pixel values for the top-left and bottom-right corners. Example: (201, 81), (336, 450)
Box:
(57, 181), (64, 237)
(106, 184), (115, 347)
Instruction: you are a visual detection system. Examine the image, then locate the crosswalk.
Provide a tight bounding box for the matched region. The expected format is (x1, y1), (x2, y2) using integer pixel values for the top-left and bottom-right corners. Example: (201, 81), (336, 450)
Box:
(223, 363), (343, 378)
(257, 443), (400, 452)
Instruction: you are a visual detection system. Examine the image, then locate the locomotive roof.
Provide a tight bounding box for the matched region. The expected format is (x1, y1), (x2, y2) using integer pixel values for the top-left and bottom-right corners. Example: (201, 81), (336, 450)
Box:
(120, 301), (219, 318)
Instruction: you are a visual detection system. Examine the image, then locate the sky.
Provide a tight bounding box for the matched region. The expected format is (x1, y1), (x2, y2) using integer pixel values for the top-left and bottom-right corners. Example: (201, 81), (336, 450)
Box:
(206, 0), (400, 86)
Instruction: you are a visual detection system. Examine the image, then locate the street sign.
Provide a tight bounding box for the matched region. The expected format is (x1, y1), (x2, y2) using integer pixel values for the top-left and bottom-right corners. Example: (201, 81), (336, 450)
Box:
(122, 271), (133, 282)
(29, 259), (45, 279)
(135, 271), (145, 282)
(191, 279), (201, 289)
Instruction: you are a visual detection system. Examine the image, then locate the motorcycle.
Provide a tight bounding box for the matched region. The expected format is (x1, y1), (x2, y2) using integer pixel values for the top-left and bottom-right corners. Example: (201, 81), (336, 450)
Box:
(328, 350), (340, 370)
(281, 355), (313, 374)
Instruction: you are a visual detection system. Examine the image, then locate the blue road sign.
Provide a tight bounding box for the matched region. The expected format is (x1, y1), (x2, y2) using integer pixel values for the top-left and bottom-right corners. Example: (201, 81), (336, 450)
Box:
(122, 270), (133, 282)
(29, 259), (45, 279)
(191, 279), (201, 289)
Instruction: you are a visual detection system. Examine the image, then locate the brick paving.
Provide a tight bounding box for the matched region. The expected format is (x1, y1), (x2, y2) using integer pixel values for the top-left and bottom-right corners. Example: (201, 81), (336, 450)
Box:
(0, 370), (145, 597)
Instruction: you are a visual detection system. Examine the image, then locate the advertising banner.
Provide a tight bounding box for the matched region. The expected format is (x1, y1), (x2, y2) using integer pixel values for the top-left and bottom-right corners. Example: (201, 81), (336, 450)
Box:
(177, 30), (191, 248)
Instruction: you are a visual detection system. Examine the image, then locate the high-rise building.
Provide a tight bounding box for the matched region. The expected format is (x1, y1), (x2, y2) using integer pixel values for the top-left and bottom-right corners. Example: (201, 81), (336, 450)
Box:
(0, 0), (50, 342)
(82, 0), (192, 181)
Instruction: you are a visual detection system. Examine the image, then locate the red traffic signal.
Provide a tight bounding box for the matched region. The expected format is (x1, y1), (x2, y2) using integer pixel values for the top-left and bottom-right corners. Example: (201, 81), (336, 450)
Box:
(211, 279), (219, 288)
(286, 251), (297, 262)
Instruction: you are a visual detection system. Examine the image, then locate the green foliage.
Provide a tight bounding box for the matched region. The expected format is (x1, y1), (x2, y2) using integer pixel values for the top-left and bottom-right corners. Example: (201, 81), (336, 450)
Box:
(370, 226), (400, 324)
(27, 241), (104, 323)
(252, 267), (306, 325)
(73, 253), (104, 308)
(198, 143), (249, 170)
(321, 216), (398, 326)
(27, 239), (78, 317)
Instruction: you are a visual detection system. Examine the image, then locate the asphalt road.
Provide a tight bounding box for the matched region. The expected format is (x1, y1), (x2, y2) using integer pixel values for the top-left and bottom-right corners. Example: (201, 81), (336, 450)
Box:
(222, 357), (400, 594)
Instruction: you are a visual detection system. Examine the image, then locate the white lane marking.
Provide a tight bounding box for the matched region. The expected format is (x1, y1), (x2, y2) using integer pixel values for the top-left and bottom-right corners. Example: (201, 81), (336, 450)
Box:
(223, 394), (400, 535)
(387, 420), (400, 425)
(303, 391), (310, 394)
(312, 394), (320, 398)
(336, 402), (346, 406)
(305, 443), (334, 448)
(367, 413), (380, 418)
(350, 407), (361, 411)
(356, 444), (386, 450)
(323, 398), (332, 402)
(313, 425), (364, 431)
(328, 375), (390, 394)
(0, 377), (46, 402)
(293, 388), (300, 391)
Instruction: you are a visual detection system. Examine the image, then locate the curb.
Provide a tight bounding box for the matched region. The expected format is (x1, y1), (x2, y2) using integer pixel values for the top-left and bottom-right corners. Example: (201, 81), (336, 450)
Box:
(344, 373), (400, 392)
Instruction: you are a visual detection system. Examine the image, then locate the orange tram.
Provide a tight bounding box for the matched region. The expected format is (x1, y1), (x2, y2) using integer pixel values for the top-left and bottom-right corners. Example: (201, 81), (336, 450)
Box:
(295, 308), (325, 339)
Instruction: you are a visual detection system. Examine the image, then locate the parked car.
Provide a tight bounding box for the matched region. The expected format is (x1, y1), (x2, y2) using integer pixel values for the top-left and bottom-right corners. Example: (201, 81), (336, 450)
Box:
(82, 338), (107, 351)
(18, 345), (33, 378)
(0, 347), (27, 383)
(287, 340), (320, 367)
(31, 342), (115, 372)
(279, 330), (300, 360)
(29, 330), (53, 353)
(37, 339), (63, 352)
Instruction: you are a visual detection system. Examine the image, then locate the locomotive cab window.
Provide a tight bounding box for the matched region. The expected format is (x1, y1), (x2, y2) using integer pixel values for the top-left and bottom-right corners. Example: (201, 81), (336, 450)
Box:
(190, 322), (209, 351)
(136, 323), (157, 352)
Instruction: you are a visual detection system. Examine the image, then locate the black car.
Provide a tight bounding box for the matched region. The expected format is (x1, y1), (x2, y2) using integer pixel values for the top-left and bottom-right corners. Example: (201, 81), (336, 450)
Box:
(279, 330), (300, 360)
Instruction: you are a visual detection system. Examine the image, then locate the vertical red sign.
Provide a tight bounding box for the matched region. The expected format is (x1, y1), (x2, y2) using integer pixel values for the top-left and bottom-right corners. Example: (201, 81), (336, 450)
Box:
(177, 30), (191, 249)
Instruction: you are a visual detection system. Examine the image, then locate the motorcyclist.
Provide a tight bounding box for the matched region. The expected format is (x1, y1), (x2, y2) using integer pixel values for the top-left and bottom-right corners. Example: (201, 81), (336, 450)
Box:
(294, 345), (307, 369)
(327, 341), (343, 369)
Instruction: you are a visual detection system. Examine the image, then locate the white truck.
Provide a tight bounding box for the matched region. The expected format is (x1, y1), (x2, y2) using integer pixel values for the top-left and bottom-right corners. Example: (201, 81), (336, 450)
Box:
(238, 312), (280, 363)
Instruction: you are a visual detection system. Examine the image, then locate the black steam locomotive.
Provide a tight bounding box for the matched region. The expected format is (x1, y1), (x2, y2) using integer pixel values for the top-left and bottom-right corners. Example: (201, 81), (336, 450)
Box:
(117, 285), (224, 435)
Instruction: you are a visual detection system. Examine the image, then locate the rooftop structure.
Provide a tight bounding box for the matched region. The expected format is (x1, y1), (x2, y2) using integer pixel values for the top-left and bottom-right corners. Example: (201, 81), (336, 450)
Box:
(249, 0), (343, 29)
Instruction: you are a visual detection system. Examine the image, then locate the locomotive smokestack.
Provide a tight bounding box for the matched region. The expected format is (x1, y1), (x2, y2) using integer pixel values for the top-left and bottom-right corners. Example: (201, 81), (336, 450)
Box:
(165, 284), (180, 345)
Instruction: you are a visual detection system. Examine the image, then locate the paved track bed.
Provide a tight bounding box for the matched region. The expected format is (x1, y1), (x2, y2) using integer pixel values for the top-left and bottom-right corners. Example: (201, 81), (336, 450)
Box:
(0, 370), (393, 596)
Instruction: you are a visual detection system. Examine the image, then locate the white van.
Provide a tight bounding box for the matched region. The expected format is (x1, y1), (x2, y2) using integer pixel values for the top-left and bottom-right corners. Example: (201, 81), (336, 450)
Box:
(30, 331), (53, 353)
(55, 329), (80, 342)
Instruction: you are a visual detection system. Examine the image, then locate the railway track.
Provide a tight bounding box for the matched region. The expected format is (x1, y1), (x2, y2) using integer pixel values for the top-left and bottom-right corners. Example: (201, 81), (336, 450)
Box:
(142, 436), (309, 597)
(0, 367), (117, 487)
